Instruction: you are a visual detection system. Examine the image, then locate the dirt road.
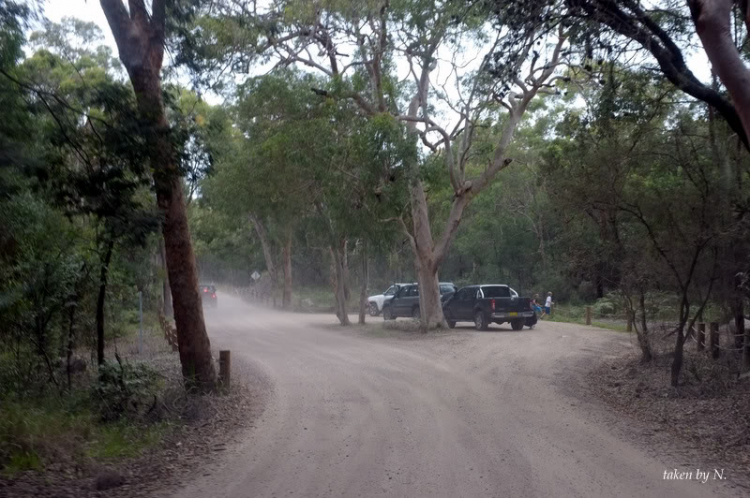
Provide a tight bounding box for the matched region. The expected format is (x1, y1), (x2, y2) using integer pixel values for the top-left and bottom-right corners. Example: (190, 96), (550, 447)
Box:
(174, 295), (741, 498)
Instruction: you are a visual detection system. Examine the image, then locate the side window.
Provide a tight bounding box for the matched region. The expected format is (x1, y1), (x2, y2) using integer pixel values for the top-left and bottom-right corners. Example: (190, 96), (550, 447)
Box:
(476, 289), (482, 300)
(411, 286), (420, 297)
(461, 289), (474, 301)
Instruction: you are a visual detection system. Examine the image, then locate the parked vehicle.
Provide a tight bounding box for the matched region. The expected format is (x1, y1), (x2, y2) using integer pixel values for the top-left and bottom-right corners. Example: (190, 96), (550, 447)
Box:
(382, 282), (458, 320)
(199, 283), (218, 308)
(442, 284), (535, 330)
(368, 283), (411, 316)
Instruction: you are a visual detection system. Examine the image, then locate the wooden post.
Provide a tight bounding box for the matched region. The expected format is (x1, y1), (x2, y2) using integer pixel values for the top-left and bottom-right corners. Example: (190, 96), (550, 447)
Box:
(219, 350), (231, 391)
(697, 322), (706, 351)
(585, 306), (592, 326)
(710, 322), (720, 359)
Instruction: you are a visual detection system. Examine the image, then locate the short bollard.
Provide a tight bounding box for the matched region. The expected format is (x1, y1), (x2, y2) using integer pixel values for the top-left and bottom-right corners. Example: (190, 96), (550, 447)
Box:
(219, 350), (231, 391)
(585, 306), (592, 326)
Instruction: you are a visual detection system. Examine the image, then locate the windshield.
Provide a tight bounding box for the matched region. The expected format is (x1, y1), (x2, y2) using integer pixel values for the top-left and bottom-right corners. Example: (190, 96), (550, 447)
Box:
(384, 285), (397, 296)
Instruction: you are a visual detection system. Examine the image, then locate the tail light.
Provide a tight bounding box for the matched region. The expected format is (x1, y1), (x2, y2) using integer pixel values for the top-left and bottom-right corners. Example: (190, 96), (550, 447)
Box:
(491, 299), (495, 311)
(203, 288), (208, 293)
(211, 293), (216, 298)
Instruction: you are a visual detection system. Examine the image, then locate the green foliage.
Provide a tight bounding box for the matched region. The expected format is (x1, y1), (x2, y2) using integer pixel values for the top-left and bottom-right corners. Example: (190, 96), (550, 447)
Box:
(0, 395), (169, 476)
(94, 360), (160, 423)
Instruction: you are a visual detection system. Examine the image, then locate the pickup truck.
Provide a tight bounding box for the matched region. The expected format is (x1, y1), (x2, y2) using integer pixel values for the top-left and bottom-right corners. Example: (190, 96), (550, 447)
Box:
(442, 284), (536, 330)
(382, 282), (458, 320)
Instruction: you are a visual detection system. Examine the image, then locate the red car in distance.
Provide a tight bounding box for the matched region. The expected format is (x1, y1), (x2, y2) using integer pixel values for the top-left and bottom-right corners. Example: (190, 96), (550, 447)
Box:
(199, 284), (218, 308)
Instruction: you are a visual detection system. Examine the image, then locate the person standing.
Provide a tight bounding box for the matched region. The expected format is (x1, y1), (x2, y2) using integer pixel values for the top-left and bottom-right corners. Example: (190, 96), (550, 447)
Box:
(543, 292), (554, 318)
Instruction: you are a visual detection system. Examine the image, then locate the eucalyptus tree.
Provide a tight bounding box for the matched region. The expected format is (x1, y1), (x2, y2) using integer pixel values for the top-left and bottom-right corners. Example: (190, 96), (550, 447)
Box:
(180, 0), (571, 328)
(98, 0), (216, 388)
(207, 70), (405, 319)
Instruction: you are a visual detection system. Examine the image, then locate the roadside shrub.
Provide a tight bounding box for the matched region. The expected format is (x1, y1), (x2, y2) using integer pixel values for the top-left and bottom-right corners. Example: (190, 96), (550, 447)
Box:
(93, 360), (159, 422)
(593, 294), (621, 317)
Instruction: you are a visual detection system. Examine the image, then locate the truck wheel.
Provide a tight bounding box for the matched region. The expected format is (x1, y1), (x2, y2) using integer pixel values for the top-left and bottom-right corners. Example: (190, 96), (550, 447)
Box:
(383, 306), (395, 321)
(511, 319), (524, 331)
(447, 320), (456, 329)
(474, 311), (489, 331)
(412, 307), (421, 320)
(369, 302), (379, 316)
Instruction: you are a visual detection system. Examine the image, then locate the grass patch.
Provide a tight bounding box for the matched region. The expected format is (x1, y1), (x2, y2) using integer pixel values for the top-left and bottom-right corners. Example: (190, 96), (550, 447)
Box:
(0, 399), (169, 476)
(544, 304), (629, 333)
(86, 422), (170, 460)
(0, 388), (170, 477)
(0, 399), (89, 477)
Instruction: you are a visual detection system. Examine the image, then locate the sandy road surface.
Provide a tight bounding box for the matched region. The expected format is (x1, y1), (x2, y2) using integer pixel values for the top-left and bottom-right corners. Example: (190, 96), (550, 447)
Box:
(173, 295), (741, 498)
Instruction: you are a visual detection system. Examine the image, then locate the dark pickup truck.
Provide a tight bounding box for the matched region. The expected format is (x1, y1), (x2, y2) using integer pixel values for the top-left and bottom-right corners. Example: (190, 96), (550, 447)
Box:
(442, 284), (536, 330)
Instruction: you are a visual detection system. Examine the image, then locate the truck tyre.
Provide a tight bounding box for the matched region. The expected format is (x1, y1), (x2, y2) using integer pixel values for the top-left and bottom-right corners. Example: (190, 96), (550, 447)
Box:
(474, 311), (489, 331)
(369, 302), (380, 316)
(447, 320), (456, 329)
(412, 306), (421, 320)
(383, 306), (395, 321)
(511, 319), (524, 331)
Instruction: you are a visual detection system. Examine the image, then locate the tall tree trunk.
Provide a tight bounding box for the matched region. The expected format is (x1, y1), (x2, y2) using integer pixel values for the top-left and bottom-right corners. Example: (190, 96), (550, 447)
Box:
(637, 289), (653, 363)
(342, 239), (350, 302)
(330, 243), (350, 325)
(282, 228), (293, 309)
(96, 240), (114, 366)
(670, 297), (690, 387)
(159, 236), (172, 317)
(408, 179), (447, 329)
(250, 213), (277, 293)
(66, 264), (86, 390)
(101, 0), (216, 389)
(358, 240), (368, 325)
